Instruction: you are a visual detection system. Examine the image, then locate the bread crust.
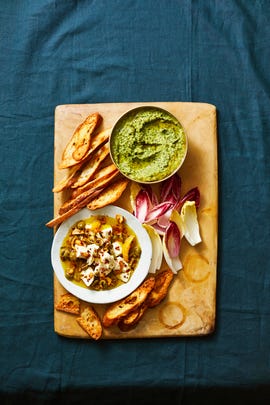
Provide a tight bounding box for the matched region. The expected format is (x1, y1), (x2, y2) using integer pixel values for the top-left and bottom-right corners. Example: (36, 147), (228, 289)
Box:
(58, 187), (102, 215)
(71, 164), (119, 198)
(87, 178), (129, 210)
(147, 268), (174, 308)
(55, 293), (80, 315)
(117, 269), (174, 331)
(60, 112), (102, 168)
(102, 277), (155, 327)
(71, 142), (110, 188)
(76, 306), (102, 340)
(45, 192), (96, 228)
(118, 301), (149, 331)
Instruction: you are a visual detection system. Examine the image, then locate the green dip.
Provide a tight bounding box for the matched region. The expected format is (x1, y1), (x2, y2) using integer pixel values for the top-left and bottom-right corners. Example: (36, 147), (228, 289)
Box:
(110, 107), (187, 182)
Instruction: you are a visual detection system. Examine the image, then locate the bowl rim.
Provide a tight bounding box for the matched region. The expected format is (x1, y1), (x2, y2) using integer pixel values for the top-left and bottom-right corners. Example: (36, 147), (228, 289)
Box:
(51, 205), (152, 304)
(109, 105), (188, 184)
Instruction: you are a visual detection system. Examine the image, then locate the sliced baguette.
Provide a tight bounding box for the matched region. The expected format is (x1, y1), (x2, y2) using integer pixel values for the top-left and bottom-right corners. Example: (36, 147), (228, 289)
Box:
(118, 301), (149, 332)
(55, 293), (80, 315)
(102, 277), (155, 327)
(71, 164), (119, 198)
(118, 269), (174, 330)
(71, 142), (110, 188)
(87, 178), (129, 210)
(58, 187), (102, 215)
(76, 128), (111, 166)
(45, 193), (96, 228)
(146, 268), (174, 308)
(59, 112), (102, 169)
(76, 306), (102, 340)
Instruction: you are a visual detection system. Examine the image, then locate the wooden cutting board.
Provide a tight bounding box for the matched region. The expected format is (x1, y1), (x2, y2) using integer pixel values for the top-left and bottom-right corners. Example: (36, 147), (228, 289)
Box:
(52, 102), (218, 339)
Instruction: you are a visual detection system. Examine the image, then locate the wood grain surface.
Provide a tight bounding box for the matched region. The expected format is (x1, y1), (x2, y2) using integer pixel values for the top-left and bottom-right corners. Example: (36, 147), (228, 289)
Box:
(52, 101), (218, 339)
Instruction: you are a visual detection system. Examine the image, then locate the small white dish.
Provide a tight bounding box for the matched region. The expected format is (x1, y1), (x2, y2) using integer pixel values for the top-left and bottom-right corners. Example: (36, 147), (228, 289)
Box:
(51, 205), (152, 304)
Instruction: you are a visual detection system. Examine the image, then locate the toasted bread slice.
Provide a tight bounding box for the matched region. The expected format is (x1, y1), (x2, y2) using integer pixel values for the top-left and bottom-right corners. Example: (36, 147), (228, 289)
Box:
(58, 187), (102, 215)
(71, 143), (110, 188)
(53, 130), (113, 193)
(71, 164), (119, 198)
(52, 162), (83, 193)
(59, 112), (102, 169)
(102, 277), (155, 327)
(146, 268), (174, 308)
(118, 301), (149, 331)
(87, 178), (129, 210)
(45, 193), (96, 228)
(55, 293), (80, 315)
(76, 306), (102, 340)
(77, 128), (111, 165)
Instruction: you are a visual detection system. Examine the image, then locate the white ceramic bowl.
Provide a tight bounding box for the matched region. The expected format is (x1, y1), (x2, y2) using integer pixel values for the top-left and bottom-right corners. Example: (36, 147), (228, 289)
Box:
(51, 205), (152, 304)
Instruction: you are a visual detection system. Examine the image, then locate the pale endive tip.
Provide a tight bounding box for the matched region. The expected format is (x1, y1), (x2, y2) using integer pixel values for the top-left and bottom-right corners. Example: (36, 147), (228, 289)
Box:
(162, 235), (182, 274)
(180, 201), (202, 246)
(143, 224), (163, 273)
(170, 209), (185, 237)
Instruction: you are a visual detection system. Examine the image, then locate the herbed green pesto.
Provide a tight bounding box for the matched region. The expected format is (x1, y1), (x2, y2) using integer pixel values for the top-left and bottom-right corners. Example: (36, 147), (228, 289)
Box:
(110, 107), (187, 182)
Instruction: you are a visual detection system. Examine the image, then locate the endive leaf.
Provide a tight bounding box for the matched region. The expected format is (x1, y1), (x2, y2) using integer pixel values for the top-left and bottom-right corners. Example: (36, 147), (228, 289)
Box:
(162, 235), (182, 274)
(144, 184), (159, 206)
(145, 201), (173, 224)
(143, 224), (163, 273)
(164, 222), (181, 258)
(134, 188), (152, 223)
(176, 186), (200, 211)
(180, 200), (202, 246)
(170, 209), (185, 237)
(160, 173), (182, 204)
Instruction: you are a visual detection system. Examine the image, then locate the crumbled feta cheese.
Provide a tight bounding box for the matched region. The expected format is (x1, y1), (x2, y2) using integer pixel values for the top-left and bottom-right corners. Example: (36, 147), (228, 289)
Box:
(86, 243), (100, 265)
(87, 243), (100, 255)
(99, 251), (115, 267)
(95, 263), (112, 276)
(116, 256), (130, 272)
(112, 241), (122, 256)
(117, 271), (131, 283)
(75, 245), (89, 258)
(81, 268), (95, 287)
(100, 226), (113, 240)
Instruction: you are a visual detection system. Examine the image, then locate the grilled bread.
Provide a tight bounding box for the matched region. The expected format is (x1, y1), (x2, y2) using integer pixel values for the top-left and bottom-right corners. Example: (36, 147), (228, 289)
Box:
(87, 178), (129, 210)
(55, 293), (80, 315)
(118, 301), (149, 331)
(102, 277), (155, 327)
(147, 268), (174, 308)
(76, 306), (102, 340)
(60, 112), (102, 168)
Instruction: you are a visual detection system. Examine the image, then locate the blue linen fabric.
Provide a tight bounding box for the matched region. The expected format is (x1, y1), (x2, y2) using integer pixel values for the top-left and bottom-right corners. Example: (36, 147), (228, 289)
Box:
(0, 0), (270, 403)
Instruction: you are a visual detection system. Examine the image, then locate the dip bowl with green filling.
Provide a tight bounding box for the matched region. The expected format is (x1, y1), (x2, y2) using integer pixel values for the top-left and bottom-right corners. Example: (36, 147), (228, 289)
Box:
(109, 106), (188, 183)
